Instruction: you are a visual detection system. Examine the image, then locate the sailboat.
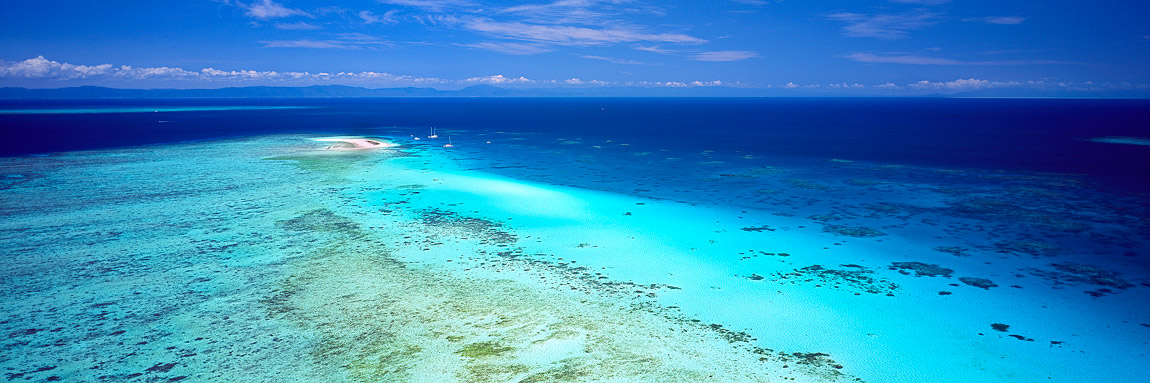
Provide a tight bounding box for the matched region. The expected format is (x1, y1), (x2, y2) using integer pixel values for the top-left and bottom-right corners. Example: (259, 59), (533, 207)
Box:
(443, 137), (454, 148)
(428, 127), (439, 139)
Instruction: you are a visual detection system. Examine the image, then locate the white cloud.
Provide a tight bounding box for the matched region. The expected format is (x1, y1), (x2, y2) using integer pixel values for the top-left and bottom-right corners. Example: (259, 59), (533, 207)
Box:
(463, 18), (705, 46)
(635, 46), (675, 54)
(261, 33), (390, 49)
(0, 56), (444, 85)
(261, 40), (353, 49)
(558, 78), (610, 86)
(633, 80), (724, 87)
(274, 21), (322, 30)
(287, 1), (706, 60)
(783, 82), (799, 88)
(847, 53), (962, 65)
(234, 0), (309, 19)
(462, 74), (533, 84)
(0, 56), (118, 79)
(826, 82), (866, 89)
(874, 82), (901, 89)
(119, 66), (199, 79)
(691, 50), (759, 62)
(578, 54), (644, 65)
(461, 42), (552, 55)
(201, 68), (282, 79)
(964, 16), (1026, 25)
(500, 0), (643, 27)
(377, 0), (476, 12)
(359, 10), (399, 24)
(907, 78), (992, 90)
(827, 11), (939, 39)
(846, 52), (1069, 66)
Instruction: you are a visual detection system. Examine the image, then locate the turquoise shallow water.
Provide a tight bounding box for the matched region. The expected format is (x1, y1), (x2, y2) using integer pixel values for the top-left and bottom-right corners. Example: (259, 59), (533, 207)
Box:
(1, 129), (1147, 382)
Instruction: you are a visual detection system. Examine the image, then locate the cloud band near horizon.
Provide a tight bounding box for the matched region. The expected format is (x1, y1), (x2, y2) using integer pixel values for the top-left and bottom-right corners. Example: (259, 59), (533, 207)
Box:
(0, 56), (1137, 94)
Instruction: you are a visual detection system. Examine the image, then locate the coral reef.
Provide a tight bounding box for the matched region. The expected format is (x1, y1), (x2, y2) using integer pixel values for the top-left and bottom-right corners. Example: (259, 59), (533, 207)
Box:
(773, 265), (899, 296)
(278, 209), (364, 235)
(959, 277), (997, 290)
(996, 240), (1062, 257)
(457, 342), (514, 358)
(822, 225), (886, 238)
(842, 179), (881, 186)
(418, 209), (518, 246)
(933, 246), (969, 257)
(783, 179), (830, 190)
(889, 262), (954, 278)
(1025, 263), (1134, 296)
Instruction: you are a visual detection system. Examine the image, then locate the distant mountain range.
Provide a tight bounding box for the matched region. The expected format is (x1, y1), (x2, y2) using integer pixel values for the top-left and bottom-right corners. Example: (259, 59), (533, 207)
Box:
(0, 84), (1146, 99)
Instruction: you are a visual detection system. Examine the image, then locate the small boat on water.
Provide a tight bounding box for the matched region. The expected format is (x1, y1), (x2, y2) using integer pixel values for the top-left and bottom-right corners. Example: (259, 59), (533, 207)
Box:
(443, 137), (454, 148)
(428, 127), (438, 139)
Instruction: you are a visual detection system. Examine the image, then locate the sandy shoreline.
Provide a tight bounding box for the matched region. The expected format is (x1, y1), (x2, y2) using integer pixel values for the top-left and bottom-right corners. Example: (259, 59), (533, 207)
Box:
(312, 137), (396, 150)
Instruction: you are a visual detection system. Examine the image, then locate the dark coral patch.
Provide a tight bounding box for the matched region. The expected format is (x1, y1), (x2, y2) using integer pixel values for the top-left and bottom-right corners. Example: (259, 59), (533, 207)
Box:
(145, 362), (178, 373)
(889, 262), (953, 277)
(822, 225), (886, 238)
(959, 277), (997, 289)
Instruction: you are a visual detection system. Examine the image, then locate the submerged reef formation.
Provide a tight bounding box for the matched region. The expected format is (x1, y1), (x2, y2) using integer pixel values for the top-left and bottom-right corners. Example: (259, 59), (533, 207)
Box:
(417, 209), (518, 247)
(889, 262), (954, 278)
(821, 225), (886, 238)
(842, 178), (881, 187)
(262, 212), (858, 382)
(783, 178), (831, 190)
(959, 277), (998, 290)
(1025, 263), (1135, 296)
(946, 198), (1090, 233)
(773, 265), (899, 296)
(996, 240), (1062, 257)
(933, 246), (970, 257)
(278, 209), (365, 235)
(0, 172), (41, 190)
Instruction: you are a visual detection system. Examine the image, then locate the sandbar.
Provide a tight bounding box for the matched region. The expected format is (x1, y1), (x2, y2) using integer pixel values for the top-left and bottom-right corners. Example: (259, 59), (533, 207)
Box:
(313, 137), (397, 150)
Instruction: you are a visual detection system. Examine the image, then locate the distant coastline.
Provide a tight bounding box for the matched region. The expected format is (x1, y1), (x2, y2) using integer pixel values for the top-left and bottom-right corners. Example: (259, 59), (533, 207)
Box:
(1086, 136), (1150, 146)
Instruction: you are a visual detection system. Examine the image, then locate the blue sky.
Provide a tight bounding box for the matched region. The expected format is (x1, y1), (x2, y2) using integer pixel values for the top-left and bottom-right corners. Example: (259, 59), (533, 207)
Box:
(1, 0), (1147, 95)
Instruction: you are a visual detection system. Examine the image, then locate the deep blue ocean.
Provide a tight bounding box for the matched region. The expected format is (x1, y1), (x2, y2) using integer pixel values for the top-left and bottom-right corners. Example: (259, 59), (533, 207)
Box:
(2, 98), (1148, 193)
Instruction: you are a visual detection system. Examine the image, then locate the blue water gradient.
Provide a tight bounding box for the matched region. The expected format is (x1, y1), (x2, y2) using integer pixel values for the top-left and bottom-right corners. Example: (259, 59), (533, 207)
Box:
(2, 98), (1147, 192)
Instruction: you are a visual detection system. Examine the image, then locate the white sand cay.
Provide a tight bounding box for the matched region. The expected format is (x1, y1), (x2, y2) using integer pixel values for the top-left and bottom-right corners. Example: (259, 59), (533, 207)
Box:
(313, 137), (397, 150)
